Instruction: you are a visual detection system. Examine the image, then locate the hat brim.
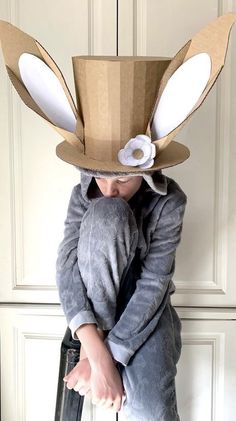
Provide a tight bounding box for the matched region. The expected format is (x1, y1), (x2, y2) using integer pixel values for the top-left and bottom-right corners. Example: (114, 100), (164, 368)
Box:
(56, 140), (190, 173)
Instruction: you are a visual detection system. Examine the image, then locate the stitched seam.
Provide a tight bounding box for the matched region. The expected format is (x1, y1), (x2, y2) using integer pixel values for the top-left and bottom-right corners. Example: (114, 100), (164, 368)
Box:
(88, 204), (95, 289)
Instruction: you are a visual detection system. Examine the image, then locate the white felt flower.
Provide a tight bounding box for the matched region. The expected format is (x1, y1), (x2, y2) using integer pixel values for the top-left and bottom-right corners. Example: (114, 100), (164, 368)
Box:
(118, 134), (156, 169)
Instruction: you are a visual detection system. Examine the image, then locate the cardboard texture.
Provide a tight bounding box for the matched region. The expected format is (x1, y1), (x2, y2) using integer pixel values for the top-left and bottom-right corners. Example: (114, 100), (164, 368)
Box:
(72, 57), (170, 161)
(0, 14), (235, 172)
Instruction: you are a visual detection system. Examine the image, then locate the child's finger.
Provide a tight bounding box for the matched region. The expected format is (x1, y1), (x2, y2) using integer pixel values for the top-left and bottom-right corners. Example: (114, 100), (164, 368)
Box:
(77, 385), (90, 395)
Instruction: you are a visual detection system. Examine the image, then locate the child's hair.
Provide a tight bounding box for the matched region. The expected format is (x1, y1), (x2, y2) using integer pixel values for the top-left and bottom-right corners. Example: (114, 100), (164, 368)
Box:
(75, 166), (151, 178)
(78, 167), (168, 195)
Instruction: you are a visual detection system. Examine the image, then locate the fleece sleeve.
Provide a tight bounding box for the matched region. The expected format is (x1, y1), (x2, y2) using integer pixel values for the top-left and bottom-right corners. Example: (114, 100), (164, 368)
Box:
(105, 192), (187, 366)
(56, 185), (98, 337)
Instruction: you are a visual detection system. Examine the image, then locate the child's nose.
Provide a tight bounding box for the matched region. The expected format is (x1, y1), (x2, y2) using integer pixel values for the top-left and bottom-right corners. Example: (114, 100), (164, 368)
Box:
(104, 182), (119, 197)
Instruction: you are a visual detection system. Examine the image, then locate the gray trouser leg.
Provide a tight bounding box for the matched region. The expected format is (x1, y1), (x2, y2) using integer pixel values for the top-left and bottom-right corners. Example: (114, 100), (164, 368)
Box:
(77, 196), (181, 421)
(77, 196), (139, 329)
(120, 303), (182, 421)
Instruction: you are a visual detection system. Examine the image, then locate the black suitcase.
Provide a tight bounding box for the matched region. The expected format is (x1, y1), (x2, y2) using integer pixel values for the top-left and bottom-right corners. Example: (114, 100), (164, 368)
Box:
(54, 327), (84, 421)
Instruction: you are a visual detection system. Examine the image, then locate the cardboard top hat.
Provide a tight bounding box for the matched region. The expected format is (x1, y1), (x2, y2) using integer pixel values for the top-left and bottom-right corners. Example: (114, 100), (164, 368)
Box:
(0, 13), (235, 173)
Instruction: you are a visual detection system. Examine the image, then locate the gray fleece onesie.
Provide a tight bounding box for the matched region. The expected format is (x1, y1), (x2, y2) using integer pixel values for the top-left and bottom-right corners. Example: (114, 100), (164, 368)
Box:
(56, 169), (187, 421)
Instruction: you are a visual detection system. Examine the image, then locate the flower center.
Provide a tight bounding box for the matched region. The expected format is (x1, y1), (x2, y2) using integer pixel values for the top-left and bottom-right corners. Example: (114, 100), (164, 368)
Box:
(132, 148), (144, 159)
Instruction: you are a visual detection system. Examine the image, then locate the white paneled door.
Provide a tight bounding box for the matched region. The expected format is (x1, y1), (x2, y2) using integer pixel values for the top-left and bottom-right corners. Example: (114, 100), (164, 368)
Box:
(1, 1), (236, 420)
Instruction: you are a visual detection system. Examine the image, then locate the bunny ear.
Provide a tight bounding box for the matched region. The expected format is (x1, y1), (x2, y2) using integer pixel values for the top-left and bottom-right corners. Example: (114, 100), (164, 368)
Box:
(18, 53), (77, 132)
(0, 20), (84, 146)
(149, 12), (236, 151)
(152, 52), (211, 139)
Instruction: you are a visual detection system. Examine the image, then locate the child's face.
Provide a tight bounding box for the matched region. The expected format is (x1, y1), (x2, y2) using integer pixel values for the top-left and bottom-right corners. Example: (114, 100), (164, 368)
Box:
(95, 176), (143, 201)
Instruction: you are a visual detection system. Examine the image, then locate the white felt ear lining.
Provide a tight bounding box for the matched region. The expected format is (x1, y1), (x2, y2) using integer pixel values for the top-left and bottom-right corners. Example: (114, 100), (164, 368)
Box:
(151, 52), (212, 139)
(18, 53), (77, 132)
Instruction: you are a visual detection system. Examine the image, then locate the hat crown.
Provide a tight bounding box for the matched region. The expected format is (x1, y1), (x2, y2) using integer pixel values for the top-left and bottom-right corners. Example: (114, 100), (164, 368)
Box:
(72, 56), (170, 161)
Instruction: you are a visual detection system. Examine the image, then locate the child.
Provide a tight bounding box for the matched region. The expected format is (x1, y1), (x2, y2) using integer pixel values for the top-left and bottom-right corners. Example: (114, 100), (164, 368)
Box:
(56, 168), (186, 420)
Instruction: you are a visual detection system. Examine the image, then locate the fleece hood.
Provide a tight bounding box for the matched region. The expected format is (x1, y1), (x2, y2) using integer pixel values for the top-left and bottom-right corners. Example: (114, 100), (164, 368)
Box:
(77, 167), (168, 202)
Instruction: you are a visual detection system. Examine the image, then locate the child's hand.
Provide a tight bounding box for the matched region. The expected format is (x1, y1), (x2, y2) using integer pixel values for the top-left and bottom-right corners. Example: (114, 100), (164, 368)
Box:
(63, 358), (91, 396)
(90, 353), (125, 412)
(69, 324), (126, 410)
